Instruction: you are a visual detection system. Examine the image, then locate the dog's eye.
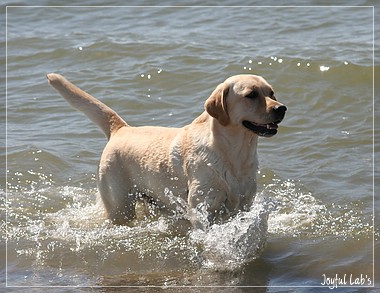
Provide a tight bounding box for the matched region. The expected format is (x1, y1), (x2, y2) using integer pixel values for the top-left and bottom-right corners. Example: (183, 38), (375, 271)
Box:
(269, 90), (277, 100)
(245, 90), (258, 99)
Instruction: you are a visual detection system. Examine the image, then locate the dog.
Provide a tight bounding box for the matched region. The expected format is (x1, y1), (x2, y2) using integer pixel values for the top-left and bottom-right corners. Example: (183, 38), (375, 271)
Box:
(47, 73), (286, 229)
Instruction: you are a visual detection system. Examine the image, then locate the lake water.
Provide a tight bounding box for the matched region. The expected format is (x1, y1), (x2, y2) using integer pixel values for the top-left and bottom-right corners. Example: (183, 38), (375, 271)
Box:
(2, 1), (379, 292)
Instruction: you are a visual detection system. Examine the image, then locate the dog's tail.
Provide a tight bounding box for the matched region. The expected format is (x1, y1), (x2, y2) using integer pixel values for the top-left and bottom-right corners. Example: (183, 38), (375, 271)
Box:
(47, 73), (128, 140)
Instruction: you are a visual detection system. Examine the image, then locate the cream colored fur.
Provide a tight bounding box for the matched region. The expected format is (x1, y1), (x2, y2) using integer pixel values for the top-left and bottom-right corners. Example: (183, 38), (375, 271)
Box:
(47, 73), (286, 229)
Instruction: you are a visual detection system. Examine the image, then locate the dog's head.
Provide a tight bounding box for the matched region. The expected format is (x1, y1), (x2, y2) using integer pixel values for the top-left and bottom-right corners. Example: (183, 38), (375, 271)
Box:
(205, 74), (287, 137)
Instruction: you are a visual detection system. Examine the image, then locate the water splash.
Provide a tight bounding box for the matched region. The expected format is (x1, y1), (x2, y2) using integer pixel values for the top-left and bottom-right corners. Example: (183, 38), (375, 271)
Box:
(4, 172), (373, 286)
(190, 195), (271, 270)
(264, 179), (325, 236)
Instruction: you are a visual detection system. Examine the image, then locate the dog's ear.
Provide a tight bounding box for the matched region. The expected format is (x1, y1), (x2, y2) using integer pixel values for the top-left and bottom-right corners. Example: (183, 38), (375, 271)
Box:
(204, 82), (230, 126)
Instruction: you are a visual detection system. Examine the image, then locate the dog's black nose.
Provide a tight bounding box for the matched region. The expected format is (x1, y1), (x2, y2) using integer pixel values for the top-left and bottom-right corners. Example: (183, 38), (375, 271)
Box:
(273, 105), (287, 115)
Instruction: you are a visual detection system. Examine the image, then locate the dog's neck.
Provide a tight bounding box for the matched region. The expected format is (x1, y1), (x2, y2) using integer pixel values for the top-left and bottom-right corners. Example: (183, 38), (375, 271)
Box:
(211, 118), (258, 153)
(193, 112), (259, 156)
(191, 112), (258, 165)
(198, 116), (258, 180)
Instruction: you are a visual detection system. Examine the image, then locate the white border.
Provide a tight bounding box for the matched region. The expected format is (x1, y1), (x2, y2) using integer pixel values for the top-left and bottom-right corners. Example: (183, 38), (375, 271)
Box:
(4, 4), (375, 290)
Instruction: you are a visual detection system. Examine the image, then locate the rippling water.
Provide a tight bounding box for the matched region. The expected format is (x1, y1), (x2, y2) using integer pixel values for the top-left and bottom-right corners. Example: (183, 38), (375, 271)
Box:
(2, 1), (379, 292)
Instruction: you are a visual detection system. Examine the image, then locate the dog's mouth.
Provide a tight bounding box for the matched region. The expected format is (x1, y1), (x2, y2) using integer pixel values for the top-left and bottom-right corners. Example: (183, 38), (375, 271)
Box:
(242, 120), (280, 137)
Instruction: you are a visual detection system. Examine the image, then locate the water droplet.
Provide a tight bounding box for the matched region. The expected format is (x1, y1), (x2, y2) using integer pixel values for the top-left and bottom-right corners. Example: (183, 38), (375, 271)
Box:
(319, 65), (330, 72)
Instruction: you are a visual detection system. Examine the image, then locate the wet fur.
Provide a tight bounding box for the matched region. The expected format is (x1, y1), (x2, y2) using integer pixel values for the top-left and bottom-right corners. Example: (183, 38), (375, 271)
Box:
(47, 73), (286, 229)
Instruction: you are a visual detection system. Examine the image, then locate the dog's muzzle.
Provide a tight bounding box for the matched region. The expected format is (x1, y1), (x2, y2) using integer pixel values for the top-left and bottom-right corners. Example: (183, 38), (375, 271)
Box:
(243, 105), (287, 137)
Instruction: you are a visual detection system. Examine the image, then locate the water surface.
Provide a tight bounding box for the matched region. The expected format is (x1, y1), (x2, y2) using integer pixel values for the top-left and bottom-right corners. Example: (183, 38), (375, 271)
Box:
(2, 2), (378, 292)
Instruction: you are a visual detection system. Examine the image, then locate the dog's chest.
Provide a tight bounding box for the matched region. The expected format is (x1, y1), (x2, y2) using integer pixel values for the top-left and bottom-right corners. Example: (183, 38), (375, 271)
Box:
(225, 159), (257, 192)
(201, 148), (257, 197)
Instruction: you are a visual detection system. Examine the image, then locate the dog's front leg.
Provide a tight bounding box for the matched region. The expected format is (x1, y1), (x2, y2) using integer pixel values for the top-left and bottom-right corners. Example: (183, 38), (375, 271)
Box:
(187, 180), (227, 230)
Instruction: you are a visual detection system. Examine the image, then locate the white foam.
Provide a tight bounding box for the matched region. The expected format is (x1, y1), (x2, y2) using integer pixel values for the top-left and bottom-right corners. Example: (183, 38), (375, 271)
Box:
(190, 196), (270, 270)
(7, 177), (373, 274)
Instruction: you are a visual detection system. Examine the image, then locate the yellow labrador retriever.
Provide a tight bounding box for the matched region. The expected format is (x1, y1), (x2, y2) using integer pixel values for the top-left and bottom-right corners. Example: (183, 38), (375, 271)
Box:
(47, 73), (286, 229)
